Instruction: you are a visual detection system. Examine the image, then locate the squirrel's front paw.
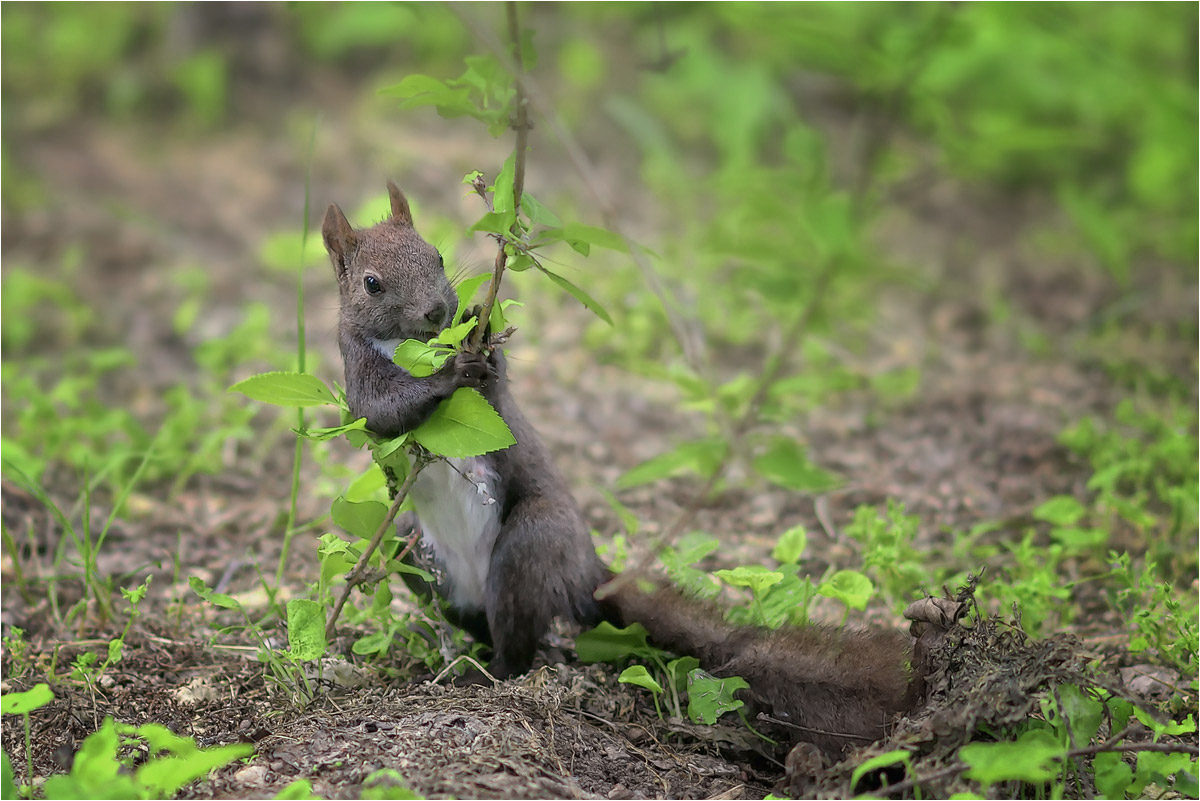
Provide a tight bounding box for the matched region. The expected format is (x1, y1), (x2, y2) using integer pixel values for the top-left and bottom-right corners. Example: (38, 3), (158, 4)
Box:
(449, 351), (490, 391)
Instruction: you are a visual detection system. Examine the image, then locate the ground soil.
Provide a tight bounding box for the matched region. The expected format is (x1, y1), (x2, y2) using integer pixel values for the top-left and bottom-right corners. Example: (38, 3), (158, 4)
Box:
(2, 10), (1196, 800)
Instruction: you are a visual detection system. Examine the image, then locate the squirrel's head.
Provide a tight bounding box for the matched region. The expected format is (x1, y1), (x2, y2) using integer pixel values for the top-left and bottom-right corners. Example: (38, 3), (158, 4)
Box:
(322, 182), (457, 342)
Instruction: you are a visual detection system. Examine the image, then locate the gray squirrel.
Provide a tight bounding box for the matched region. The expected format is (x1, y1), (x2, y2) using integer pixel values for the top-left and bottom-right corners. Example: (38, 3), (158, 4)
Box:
(323, 182), (921, 758)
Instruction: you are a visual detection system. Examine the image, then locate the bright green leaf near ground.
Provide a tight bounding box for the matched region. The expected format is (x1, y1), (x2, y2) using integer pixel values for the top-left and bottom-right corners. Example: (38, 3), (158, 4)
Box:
(817, 569), (874, 610)
(753, 438), (841, 493)
(0, 683), (53, 715)
(188, 576), (242, 611)
(772, 524), (808, 564)
(576, 621), (666, 663)
(230, 371), (337, 407)
(850, 749), (912, 790)
(493, 152), (517, 215)
(618, 665), (664, 694)
(1032, 495), (1088, 527)
(960, 728), (1062, 787)
(715, 565), (784, 595)
(286, 599), (327, 661)
(686, 670), (749, 724)
(411, 388), (515, 458)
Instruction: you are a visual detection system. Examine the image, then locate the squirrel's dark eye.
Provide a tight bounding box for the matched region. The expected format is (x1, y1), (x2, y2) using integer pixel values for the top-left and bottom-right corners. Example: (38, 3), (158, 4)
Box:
(364, 275), (383, 295)
(437, 253), (445, 270)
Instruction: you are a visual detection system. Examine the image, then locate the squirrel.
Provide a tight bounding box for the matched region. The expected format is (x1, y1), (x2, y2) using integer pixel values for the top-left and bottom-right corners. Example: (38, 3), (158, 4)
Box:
(323, 182), (921, 758)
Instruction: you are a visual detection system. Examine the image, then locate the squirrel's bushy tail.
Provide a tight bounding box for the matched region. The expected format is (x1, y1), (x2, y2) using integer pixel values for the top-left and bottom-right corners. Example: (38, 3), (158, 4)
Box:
(600, 576), (916, 758)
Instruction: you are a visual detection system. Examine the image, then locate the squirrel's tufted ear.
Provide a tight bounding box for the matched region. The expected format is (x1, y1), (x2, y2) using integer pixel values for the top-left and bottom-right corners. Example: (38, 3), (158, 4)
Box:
(322, 203), (357, 284)
(386, 181), (414, 228)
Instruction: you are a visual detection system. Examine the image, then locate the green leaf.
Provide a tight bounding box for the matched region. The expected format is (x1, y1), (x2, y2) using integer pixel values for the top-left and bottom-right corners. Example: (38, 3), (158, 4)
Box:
(715, 565), (784, 595)
(1032, 495), (1087, 527)
(302, 418), (369, 442)
(816, 570), (874, 610)
(960, 729), (1062, 787)
(753, 438), (841, 493)
(188, 576), (242, 610)
(562, 223), (626, 252)
(1, 683), (53, 715)
(332, 497), (388, 541)
(618, 665), (664, 695)
(383, 74), (475, 118)
(411, 388), (516, 458)
(1094, 751), (1134, 799)
(432, 317), (477, 348)
(136, 744), (255, 797)
(1133, 708), (1197, 739)
(1, 751), (15, 801)
(686, 670), (748, 724)
(493, 152), (517, 216)
(345, 465), (387, 503)
(616, 438), (728, 490)
(454, 273), (491, 320)
(850, 749), (912, 790)
(392, 339), (452, 378)
(539, 267), (613, 325)
(352, 631), (394, 657)
(469, 210), (517, 236)
(274, 779), (319, 800)
(286, 599), (327, 662)
(230, 372), (337, 407)
(576, 621), (666, 663)
(666, 656), (701, 693)
(521, 192), (562, 228)
(772, 525), (808, 564)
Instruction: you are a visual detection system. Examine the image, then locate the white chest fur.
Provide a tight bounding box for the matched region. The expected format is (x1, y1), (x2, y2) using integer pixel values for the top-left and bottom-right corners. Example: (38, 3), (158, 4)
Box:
(409, 456), (502, 612)
(369, 338), (402, 361)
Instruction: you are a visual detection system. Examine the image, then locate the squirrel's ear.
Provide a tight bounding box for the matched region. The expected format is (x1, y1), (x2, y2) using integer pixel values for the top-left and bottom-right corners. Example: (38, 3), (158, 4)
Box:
(322, 203), (357, 283)
(386, 181), (414, 228)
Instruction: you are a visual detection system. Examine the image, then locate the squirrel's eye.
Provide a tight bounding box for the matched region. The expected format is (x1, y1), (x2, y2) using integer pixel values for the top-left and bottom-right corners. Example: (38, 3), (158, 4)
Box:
(364, 275), (383, 295)
(437, 253), (445, 270)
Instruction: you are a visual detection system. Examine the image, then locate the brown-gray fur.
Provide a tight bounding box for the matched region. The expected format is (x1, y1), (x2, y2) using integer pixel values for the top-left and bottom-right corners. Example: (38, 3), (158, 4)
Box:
(603, 581), (916, 758)
(324, 183), (608, 679)
(325, 182), (918, 754)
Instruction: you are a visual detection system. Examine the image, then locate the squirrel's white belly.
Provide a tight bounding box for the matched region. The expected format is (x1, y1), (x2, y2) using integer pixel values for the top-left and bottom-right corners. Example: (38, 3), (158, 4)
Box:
(410, 456), (502, 612)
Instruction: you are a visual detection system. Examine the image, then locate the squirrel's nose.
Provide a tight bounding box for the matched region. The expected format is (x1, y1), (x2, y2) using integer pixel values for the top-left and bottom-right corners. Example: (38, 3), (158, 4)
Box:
(424, 303), (449, 328)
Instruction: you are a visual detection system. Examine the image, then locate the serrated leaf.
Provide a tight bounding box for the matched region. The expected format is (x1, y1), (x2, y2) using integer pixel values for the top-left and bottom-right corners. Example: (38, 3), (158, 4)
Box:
(332, 497), (388, 541)
(539, 267), (613, 325)
(1, 683), (53, 715)
(286, 599), (327, 662)
(753, 438), (841, 493)
(411, 388), (515, 458)
(230, 372), (337, 407)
